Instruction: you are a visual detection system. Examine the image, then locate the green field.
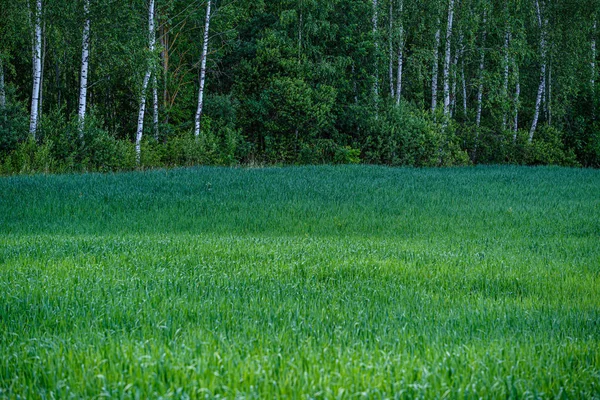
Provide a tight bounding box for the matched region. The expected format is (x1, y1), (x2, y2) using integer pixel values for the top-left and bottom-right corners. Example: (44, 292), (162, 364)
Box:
(1, 166), (599, 398)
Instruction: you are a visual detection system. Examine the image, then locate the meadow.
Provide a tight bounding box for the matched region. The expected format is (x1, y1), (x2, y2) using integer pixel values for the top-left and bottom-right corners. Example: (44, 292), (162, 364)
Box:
(0, 165), (599, 398)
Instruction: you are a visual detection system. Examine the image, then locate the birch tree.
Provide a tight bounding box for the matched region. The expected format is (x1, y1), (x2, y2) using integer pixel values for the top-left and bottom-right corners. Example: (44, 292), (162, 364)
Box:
(513, 59), (520, 138)
(38, 27), (45, 121)
(193, 0), (212, 138)
(388, 1), (394, 98)
(29, 0), (42, 137)
(529, 0), (547, 142)
(78, 0), (91, 138)
(475, 9), (487, 128)
(431, 21), (441, 113)
(461, 57), (467, 117)
(152, 69), (159, 139)
(442, 0), (455, 116)
(136, 0), (156, 162)
(502, 29), (511, 130)
(395, 0), (404, 104)
(372, 0), (380, 101)
(450, 33), (462, 116)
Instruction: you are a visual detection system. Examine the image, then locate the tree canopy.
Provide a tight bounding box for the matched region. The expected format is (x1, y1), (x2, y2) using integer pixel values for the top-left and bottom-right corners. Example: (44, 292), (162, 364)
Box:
(0, 0), (598, 172)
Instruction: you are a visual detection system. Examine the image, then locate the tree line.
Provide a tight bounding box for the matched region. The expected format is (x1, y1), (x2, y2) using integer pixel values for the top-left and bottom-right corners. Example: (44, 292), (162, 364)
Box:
(0, 0), (598, 172)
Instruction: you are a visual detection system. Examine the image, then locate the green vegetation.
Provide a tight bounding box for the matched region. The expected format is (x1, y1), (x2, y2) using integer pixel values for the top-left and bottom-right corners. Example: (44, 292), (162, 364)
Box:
(1, 0), (599, 171)
(1, 165), (599, 398)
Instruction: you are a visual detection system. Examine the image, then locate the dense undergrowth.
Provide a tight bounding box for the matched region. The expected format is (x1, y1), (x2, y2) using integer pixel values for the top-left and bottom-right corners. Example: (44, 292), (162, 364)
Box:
(0, 101), (591, 175)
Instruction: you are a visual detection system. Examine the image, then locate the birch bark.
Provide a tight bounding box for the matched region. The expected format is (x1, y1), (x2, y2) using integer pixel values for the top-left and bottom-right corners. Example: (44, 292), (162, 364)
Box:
(389, 1), (394, 98)
(78, 0), (91, 138)
(476, 10), (487, 128)
(450, 34), (462, 116)
(502, 29), (510, 130)
(136, 0), (156, 162)
(372, 0), (380, 101)
(153, 75), (159, 140)
(194, 0), (212, 137)
(395, 0), (404, 104)
(512, 58), (520, 139)
(29, 0), (42, 137)
(529, 0), (547, 142)
(431, 23), (441, 113)
(442, 0), (455, 116)
(461, 59), (467, 117)
(38, 27), (45, 120)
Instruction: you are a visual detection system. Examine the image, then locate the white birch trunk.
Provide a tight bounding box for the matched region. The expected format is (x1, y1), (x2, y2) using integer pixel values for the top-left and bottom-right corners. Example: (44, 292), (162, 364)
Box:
(395, 0), (404, 104)
(388, 1), (394, 98)
(442, 0), (455, 116)
(78, 0), (91, 138)
(461, 59), (467, 117)
(136, 0), (156, 162)
(153, 75), (159, 140)
(530, 0), (547, 142)
(431, 23), (441, 113)
(450, 34), (462, 116)
(513, 59), (520, 139)
(502, 29), (510, 130)
(136, 71), (151, 162)
(194, 0), (212, 137)
(372, 0), (380, 100)
(29, 0), (42, 137)
(476, 11), (487, 128)
(396, 43), (404, 105)
(38, 26), (45, 121)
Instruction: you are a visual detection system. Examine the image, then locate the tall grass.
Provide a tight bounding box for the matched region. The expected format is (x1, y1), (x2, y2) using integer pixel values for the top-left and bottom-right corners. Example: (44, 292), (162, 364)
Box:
(1, 166), (599, 398)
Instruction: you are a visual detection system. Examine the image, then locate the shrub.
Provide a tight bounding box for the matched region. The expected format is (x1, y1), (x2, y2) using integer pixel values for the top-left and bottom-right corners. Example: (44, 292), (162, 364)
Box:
(0, 91), (29, 157)
(526, 125), (579, 166)
(1, 136), (56, 174)
(297, 139), (361, 165)
(362, 103), (469, 167)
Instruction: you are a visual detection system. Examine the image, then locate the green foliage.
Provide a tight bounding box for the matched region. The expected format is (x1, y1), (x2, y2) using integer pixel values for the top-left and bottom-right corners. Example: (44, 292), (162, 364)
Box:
(1, 136), (56, 174)
(1, 166), (600, 397)
(1, 0), (599, 171)
(362, 103), (470, 167)
(297, 139), (361, 164)
(525, 125), (580, 167)
(0, 90), (28, 157)
(160, 121), (242, 168)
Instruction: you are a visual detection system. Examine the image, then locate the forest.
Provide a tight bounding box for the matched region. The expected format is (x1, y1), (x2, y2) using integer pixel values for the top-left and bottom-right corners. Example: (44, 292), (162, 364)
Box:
(0, 0), (599, 172)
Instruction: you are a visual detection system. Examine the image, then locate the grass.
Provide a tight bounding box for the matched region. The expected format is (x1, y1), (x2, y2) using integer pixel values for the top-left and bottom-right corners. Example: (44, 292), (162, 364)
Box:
(0, 165), (599, 398)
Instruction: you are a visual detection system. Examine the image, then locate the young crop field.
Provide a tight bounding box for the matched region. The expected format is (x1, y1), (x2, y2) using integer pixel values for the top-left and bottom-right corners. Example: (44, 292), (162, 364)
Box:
(0, 166), (599, 398)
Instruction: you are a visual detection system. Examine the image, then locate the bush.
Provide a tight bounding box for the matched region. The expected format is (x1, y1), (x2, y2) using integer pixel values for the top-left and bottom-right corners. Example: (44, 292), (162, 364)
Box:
(460, 124), (514, 164)
(160, 118), (242, 167)
(361, 103), (469, 167)
(84, 129), (137, 172)
(297, 139), (361, 165)
(1, 136), (56, 174)
(0, 90), (29, 157)
(526, 125), (579, 166)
